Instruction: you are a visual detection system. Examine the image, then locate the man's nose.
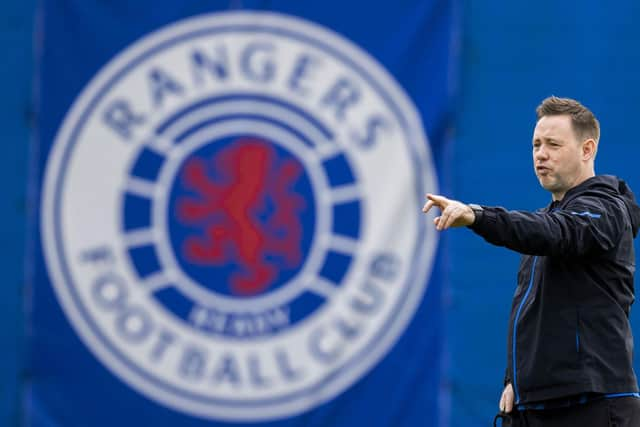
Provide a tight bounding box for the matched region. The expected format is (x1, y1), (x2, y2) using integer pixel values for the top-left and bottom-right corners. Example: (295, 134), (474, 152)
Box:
(535, 147), (549, 160)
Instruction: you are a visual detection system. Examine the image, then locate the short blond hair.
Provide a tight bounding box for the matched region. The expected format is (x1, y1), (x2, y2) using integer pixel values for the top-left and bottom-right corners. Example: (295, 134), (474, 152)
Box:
(536, 96), (600, 143)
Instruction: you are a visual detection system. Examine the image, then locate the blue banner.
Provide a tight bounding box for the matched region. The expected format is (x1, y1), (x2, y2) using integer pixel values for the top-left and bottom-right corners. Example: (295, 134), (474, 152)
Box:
(28, 2), (457, 426)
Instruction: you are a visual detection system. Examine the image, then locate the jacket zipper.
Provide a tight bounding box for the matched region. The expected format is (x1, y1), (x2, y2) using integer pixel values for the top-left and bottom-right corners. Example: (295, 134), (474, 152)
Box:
(576, 309), (580, 353)
(512, 256), (538, 404)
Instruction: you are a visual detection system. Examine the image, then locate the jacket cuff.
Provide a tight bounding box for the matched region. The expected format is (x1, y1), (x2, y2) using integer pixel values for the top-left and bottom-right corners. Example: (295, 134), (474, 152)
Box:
(468, 205), (497, 231)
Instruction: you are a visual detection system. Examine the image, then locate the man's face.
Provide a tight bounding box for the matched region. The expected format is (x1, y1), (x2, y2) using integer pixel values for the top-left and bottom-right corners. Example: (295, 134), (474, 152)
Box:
(532, 115), (584, 198)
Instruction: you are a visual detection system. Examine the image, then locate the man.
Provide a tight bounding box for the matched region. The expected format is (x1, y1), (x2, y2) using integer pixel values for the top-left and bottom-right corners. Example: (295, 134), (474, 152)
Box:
(423, 96), (640, 426)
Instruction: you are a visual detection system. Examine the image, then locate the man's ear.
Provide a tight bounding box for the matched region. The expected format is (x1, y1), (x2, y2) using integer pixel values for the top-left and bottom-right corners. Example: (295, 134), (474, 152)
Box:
(582, 138), (597, 161)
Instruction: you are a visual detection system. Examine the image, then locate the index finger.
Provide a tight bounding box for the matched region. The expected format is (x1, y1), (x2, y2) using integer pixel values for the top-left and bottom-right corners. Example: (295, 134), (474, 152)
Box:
(422, 200), (435, 213)
(426, 193), (449, 208)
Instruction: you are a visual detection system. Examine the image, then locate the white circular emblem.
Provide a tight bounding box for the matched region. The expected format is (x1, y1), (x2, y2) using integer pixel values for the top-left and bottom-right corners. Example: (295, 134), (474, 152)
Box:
(41, 11), (438, 421)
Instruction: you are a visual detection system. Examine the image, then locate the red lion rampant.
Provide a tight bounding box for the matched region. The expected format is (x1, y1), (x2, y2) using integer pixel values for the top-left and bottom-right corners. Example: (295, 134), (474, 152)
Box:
(176, 138), (306, 296)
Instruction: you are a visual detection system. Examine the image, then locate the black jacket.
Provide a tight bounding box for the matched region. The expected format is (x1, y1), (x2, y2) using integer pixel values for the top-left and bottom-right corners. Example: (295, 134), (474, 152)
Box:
(470, 175), (640, 404)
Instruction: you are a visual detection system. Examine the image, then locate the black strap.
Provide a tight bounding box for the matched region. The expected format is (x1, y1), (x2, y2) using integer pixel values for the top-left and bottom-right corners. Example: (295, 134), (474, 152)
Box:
(493, 412), (511, 427)
(494, 411), (531, 427)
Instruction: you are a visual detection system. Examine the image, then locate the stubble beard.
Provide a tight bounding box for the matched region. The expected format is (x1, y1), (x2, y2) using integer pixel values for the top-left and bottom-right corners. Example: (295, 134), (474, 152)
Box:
(538, 173), (570, 199)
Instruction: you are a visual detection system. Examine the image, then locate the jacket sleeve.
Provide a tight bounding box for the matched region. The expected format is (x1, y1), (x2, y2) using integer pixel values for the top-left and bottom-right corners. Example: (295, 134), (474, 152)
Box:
(468, 195), (626, 257)
(503, 368), (511, 387)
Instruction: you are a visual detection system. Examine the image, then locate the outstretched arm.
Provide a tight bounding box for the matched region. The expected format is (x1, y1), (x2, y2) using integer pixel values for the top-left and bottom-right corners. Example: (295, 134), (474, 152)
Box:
(423, 193), (625, 257)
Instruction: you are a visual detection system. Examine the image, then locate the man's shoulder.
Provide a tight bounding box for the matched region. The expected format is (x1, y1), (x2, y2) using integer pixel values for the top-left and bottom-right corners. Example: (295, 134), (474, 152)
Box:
(561, 187), (620, 212)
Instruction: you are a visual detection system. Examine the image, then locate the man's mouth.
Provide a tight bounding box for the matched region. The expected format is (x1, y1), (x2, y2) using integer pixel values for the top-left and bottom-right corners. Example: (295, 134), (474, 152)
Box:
(536, 166), (551, 174)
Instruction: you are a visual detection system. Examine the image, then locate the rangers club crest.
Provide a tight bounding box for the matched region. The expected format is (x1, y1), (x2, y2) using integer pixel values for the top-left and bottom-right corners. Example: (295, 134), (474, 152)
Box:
(41, 12), (438, 421)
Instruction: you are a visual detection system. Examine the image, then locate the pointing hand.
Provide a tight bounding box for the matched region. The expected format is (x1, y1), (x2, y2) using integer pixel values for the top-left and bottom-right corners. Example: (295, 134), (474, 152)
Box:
(422, 194), (476, 230)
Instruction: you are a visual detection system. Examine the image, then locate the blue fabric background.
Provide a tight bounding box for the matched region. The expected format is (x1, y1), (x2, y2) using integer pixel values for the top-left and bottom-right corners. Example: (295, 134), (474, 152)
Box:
(23, 1), (456, 426)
